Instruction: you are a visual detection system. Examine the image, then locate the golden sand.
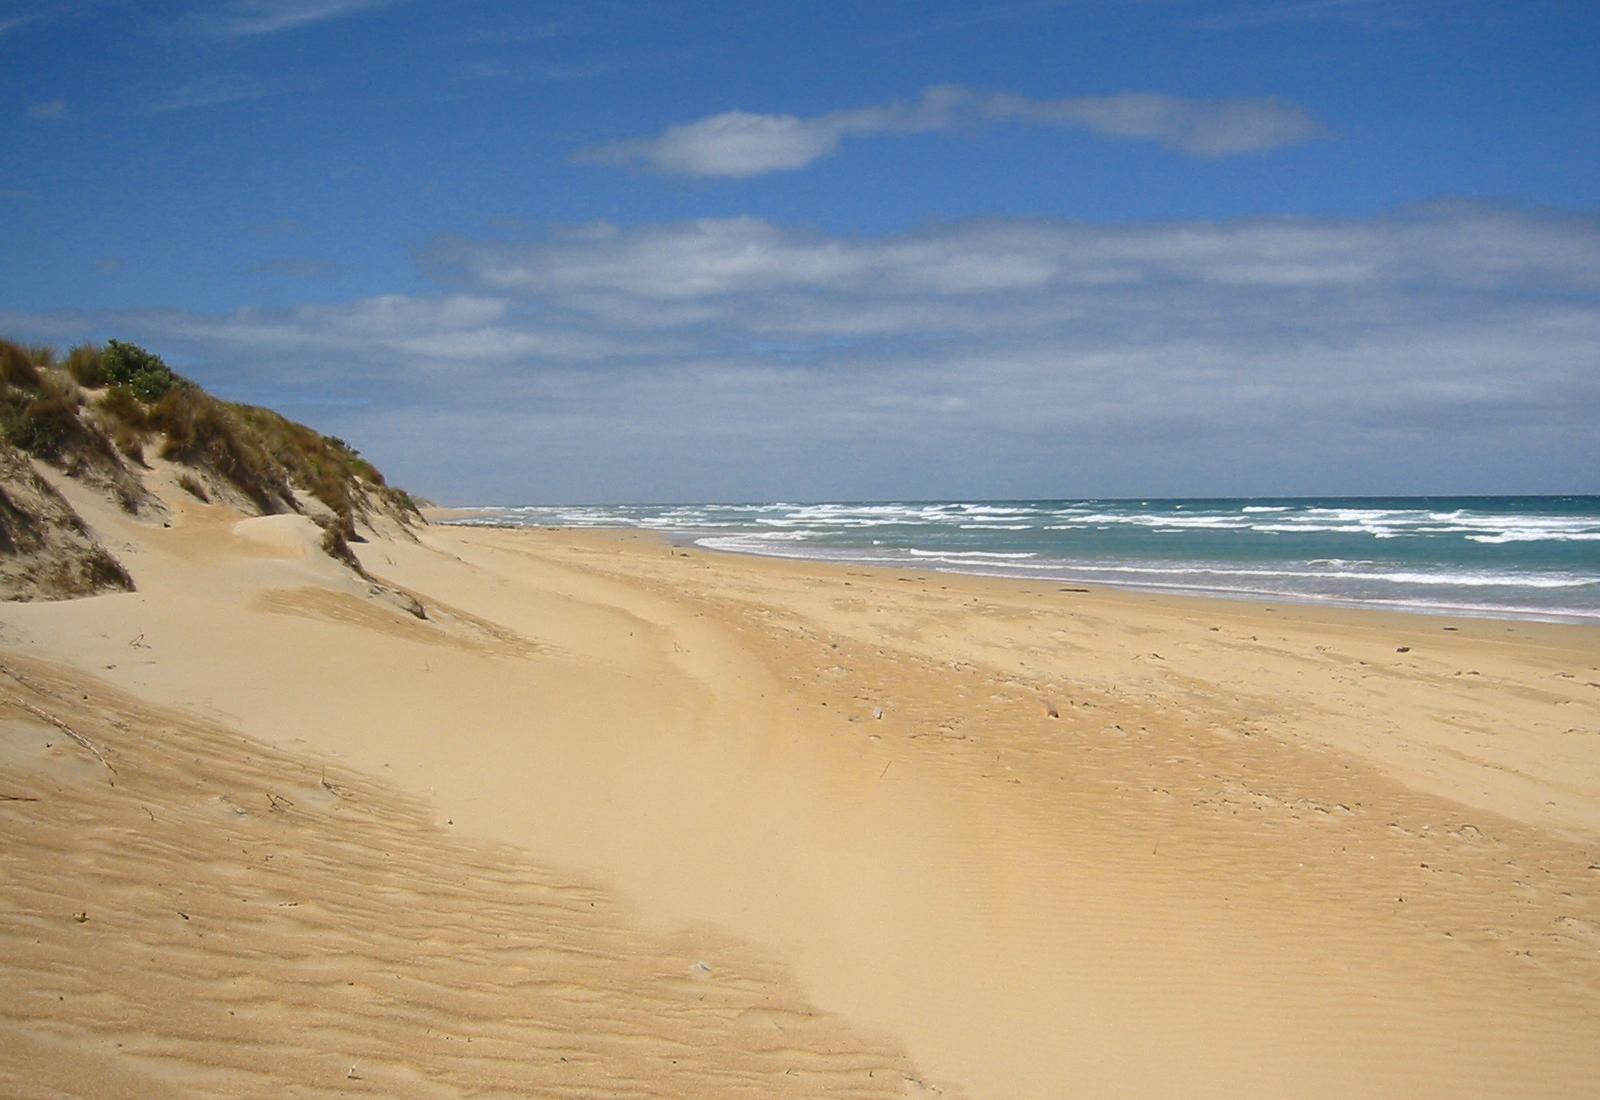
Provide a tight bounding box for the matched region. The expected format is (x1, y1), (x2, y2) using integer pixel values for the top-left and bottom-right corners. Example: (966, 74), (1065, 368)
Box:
(3, 483), (1598, 1098)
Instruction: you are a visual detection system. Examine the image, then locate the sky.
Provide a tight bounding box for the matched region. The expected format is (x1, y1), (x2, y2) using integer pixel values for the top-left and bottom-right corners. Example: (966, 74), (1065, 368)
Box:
(2, 0), (1598, 504)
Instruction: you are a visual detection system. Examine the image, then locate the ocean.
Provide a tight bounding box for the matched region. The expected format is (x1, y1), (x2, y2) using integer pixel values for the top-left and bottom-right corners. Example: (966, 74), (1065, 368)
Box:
(445, 496), (1600, 624)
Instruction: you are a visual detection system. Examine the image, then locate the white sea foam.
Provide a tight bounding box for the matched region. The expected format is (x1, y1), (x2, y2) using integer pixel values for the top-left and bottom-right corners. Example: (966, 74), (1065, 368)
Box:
(448, 497), (1600, 623)
(1019, 562), (1595, 588)
(1467, 531), (1600, 544)
(906, 549), (1038, 560)
(1261, 523), (1405, 538)
(1046, 514), (1250, 529)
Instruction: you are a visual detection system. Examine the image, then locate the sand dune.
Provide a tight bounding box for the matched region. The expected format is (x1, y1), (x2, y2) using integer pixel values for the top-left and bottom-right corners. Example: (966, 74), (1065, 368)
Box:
(4, 482), (1599, 1097)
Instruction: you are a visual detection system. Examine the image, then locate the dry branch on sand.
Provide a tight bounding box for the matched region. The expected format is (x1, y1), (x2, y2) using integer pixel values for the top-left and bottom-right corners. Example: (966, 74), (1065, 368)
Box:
(0, 662), (116, 781)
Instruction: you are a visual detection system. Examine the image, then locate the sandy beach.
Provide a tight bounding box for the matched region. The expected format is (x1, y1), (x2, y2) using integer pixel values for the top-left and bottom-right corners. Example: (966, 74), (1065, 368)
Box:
(4, 480), (1599, 1098)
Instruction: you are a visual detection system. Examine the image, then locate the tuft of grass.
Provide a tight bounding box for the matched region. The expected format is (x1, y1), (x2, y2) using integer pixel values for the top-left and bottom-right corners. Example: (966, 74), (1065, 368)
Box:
(95, 382), (147, 425)
(148, 388), (288, 513)
(110, 424), (145, 465)
(96, 383), (148, 429)
(176, 472), (209, 502)
(91, 384), (150, 465)
(0, 339), (42, 390)
(65, 344), (106, 388)
(319, 521), (363, 571)
(39, 368), (82, 407)
(0, 391), (87, 460)
(80, 545), (135, 593)
(231, 405), (359, 523)
(230, 403), (419, 529)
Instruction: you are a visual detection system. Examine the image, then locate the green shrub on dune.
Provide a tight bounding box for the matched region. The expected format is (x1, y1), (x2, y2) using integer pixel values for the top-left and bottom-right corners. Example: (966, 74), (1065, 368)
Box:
(100, 340), (190, 402)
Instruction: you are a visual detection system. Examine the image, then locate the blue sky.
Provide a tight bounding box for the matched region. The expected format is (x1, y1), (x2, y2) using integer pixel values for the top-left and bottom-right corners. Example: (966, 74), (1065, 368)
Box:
(3, 0), (1598, 503)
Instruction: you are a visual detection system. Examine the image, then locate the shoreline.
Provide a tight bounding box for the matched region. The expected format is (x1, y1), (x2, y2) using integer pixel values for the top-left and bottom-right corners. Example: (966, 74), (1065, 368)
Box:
(433, 512), (1600, 630)
(7, 493), (1600, 1098)
(684, 533), (1600, 627)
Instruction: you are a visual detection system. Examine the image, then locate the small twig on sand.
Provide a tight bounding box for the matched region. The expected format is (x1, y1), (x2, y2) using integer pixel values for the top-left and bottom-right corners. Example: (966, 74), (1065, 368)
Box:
(1, 793), (41, 802)
(0, 688), (116, 783)
(879, 760), (893, 780)
(266, 792), (295, 812)
(0, 662), (61, 700)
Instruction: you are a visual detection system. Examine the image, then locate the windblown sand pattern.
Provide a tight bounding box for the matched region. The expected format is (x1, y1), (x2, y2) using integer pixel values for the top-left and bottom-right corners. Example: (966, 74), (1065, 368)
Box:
(3, 478), (1599, 1098)
(0, 657), (929, 1099)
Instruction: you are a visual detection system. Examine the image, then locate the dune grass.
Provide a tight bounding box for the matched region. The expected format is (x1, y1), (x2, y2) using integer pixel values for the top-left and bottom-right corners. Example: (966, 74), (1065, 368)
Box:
(5, 335), (421, 538)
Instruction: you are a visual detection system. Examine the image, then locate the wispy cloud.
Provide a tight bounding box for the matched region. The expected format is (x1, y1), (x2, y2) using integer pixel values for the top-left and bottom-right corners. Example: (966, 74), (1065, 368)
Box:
(574, 86), (1325, 177)
(989, 91), (1326, 157)
(0, 11), (42, 36)
(200, 0), (396, 38)
(147, 74), (290, 113)
(27, 99), (68, 120)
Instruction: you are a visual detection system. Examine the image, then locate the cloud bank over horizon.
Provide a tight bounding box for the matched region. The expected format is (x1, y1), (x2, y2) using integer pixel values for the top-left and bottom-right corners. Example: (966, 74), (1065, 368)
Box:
(574, 86), (1325, 177)
(8, 202), (1595, 502)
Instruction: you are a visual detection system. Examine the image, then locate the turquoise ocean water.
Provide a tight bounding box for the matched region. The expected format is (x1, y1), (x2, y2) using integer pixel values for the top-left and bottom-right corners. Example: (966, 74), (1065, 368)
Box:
(447, 497), (1600, 623)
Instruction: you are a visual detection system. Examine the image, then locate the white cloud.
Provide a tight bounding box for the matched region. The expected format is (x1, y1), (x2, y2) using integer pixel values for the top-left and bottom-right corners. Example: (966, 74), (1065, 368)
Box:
(988, 92), (1323, 156)
(6, 203), (1597, 501)
(574, 86), (1323, 177)
(95, 294), (656, 381)
(600, 112), (842, 178)
(27, 99), (68, 121)
(433, 205), (1600, 336)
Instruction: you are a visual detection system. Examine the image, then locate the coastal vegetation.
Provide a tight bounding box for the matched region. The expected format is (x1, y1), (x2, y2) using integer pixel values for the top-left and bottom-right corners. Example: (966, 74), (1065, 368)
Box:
(0, 335), (421, 599)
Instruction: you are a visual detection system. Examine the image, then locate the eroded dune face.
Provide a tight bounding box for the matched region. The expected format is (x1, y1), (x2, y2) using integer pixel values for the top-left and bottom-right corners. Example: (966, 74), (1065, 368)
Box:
(0, 443), (133, 602)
